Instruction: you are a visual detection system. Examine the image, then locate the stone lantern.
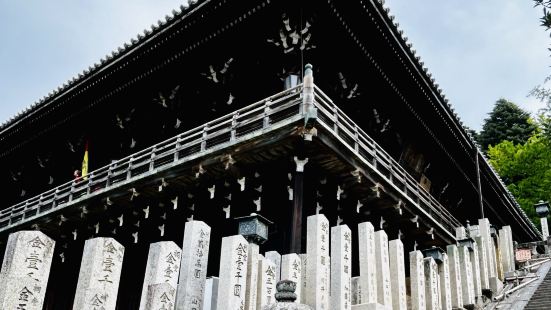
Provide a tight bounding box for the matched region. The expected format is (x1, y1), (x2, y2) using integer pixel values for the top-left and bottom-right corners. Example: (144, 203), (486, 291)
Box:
(236, 213), (273, 245)
(421, 246), (445, 264)
(263, 280), (313, 310)
(458, 237), (476, 252)
(534, 200), (550, 240)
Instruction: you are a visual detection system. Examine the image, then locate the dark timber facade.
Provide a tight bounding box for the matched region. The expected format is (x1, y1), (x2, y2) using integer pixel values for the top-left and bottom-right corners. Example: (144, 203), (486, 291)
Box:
(0, 0), (541, 308)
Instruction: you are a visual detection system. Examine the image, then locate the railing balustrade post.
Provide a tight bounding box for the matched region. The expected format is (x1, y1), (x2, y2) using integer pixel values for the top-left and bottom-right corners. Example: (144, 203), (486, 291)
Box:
(230, 113), (238, 141)
(174, 136), (181, 161)
(150, 147), (156, 171)
(263, 102), (271, 128)
(201, 125), (208, 151)
(127, 158), (133, 180)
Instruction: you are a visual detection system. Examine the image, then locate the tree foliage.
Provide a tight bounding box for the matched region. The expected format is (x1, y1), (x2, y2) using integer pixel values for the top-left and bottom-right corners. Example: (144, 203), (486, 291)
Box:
(477, 99), (537, 151)
(488, 135), (551, 224)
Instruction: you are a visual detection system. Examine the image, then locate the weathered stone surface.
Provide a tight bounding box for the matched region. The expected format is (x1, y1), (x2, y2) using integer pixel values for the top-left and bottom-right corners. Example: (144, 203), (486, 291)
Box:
(470, 241), (482, 297)
(351, 304), (389, 310)
(330, 224), (352, 309)
(257, 258), (277, 308)
(300, 254), (307, 304)
(479, 218), (497, 278)
(475, 236), (490, 290)
(262, 280), (313, 310)
(139, 241), (181, 310)
(455, 227), (467, 239)
(424, 257), (441, 310)
(0, 231), (55, 310)
(409, 250), (426, 310)
(203, 277), (219, 310)
(266, 251), (282, 283)
(542, 217), (549, 241)
(143, 283), (176, 310)
(458, 245), (475, 307)
(446, 244), (463, 309)
(306, 214), (330, 309)
(358, 221), (377, 304)
(439, 253), (452, 310)
(216, 235), (249, 310)
(245, 244), (260, 310)
(374, 230), (391, 307)
(503, 226), (515, 272)
(351, 276), (361, 305)
(388, 239), (407, 310)
(281, 253), (302, 302)
(73, 237), (125, 310)
(175, 220), (211, 310)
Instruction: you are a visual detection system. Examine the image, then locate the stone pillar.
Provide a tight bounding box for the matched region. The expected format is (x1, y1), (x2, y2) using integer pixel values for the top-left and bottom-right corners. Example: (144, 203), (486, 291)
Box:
(73, 237), (125, 310)
(495, 237), (504, 280)
(498, 229), (511, 274)
(374, 230), (391, 307)
(409, 250), (426, 310)
(351, 276), (360, 305)
(458, 245), (475, 307)
(281, 253), (302, 302)
(424, 257), (441, 310)
(358, 221), (377, 304)
(306, 214), (330, 309)
(245, 244), (259, 310)
(479, 218), (497, 278)
(455, 227), (467, 239)
(0, 231), (55, 310)
(388, 239), (407, 310)
(330, 224), (352, 309)
(446, 245), (463, 309)
(143, 283), (177, 310)
(265, 251), (281, 283)
(503, 226), (515, 271)
(257, 258), (277, 308)
(216, 235), (249, 310)
(203, 277), (219, 310)
(139, 241), (181, 310)
(470, 241), (482, 298)
(542, 217), (549, 240)
(439, 253), (452, 310)
(475, 236), (489, 290)
(300, 254), (307, 304)
(176, 220), (211, 310)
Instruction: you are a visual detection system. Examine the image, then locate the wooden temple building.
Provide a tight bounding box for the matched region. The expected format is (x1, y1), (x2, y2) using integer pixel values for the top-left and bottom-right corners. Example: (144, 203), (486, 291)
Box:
(0, 0), (542, 309)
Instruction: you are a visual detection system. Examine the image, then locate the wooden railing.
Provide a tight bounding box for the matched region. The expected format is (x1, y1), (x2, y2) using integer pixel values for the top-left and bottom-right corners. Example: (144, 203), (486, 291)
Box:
(0, 83), (463, 236)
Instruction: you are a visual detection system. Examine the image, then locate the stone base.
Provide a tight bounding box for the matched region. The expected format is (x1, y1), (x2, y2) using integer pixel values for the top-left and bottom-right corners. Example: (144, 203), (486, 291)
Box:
(352, 303), (391, 310)
(489, 277), (504, 294)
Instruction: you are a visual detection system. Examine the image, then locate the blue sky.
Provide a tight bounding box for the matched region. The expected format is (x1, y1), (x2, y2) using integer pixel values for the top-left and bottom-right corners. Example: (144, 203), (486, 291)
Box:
(0, 1), (549, 131)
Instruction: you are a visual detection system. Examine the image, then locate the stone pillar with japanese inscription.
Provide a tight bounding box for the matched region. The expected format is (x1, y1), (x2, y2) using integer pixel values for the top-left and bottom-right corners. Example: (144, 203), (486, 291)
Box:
(330, 224), (352, 310)
(374, 230), (391, 307)
(257, 257), (277, 308)
(470, 241), (482, 299)
(474, 236), (489, 290)
(439, 253), (452, 310)
(306, 214), (330, 309)
(0, 231), (55, 310)
(504, 226), (515, 271)
(300, 254), (308, 304)
(176, 220), (211, 310)
(424, 257), (441, 310)
(139, 241), (181, 310)
(409, 250), (426, 310)
(446, 245), (463, 309)
(479, 218), (497, 278)
(245, 244), (259, 310)
(358, 221), (377, 304)
(281, 253), (302, 302)
(388, 239), (407, 310)
(265, 251), (281, 283)
(351, 277), (360, 305)
(458, 245), (475, 307)
(73, 237), (125, 310)
(143, 283), (177, 310)
(216, 235), (249, 310)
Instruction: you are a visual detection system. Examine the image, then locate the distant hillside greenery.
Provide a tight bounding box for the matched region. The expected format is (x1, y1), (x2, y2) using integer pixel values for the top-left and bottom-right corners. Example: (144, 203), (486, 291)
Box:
(477, 98), (551, 225)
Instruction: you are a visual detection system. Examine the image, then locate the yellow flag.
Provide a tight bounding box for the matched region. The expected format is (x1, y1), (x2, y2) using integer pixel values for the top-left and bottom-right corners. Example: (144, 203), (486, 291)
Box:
(82, 141), (89, 179)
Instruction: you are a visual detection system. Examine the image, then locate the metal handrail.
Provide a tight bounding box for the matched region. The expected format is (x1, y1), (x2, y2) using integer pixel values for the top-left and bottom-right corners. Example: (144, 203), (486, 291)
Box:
(0, 82), (462, 237)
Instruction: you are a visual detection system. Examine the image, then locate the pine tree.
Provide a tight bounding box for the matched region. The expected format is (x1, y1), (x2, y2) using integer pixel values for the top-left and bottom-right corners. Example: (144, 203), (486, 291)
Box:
(477, 99), (536, 151)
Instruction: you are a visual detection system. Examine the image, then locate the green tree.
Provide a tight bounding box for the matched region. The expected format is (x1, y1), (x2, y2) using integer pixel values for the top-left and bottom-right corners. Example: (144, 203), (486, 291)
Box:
(477, 99), (537, 151)
(488, 134), (551, 224)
